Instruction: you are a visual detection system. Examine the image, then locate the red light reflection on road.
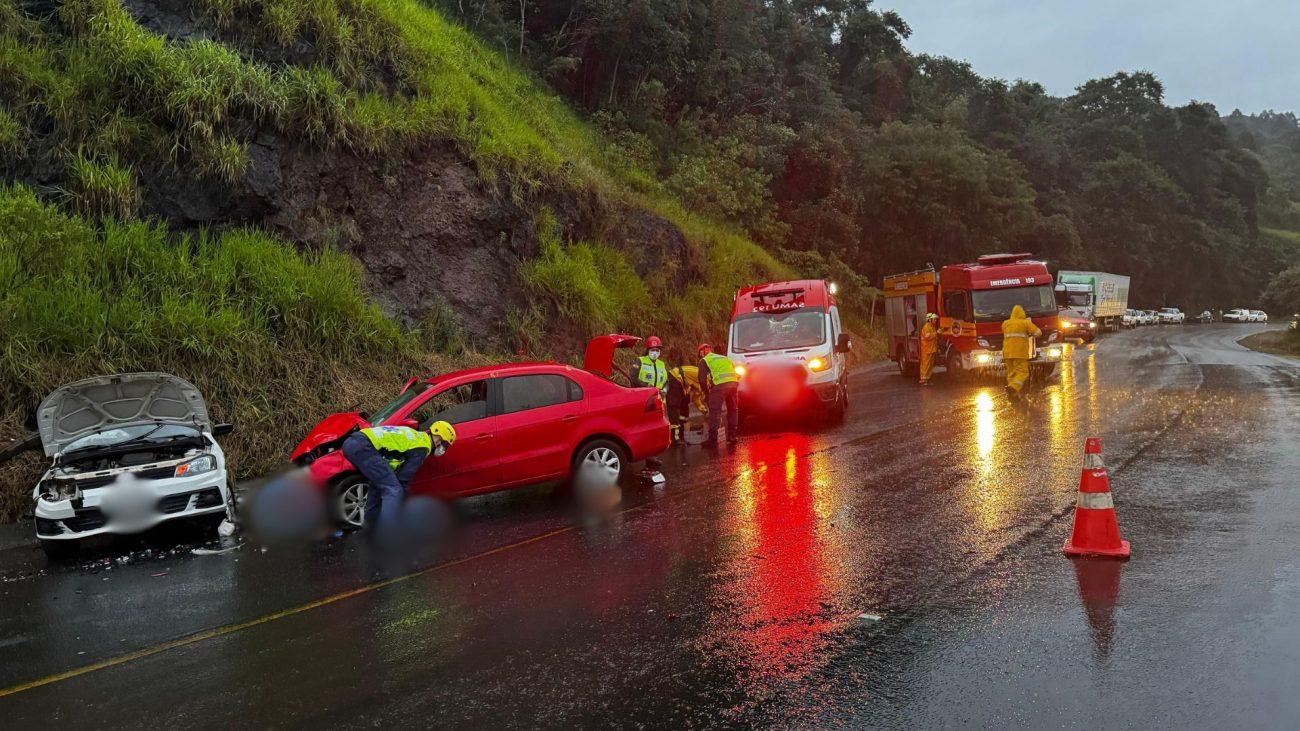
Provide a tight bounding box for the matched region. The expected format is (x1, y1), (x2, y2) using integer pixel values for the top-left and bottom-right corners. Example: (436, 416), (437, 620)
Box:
(724, 434), (839, 682)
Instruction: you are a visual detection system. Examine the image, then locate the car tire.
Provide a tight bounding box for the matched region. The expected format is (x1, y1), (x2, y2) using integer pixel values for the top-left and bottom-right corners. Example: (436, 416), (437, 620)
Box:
(40, 539), (77, 562)
(330, 475), (370, 530)
(571, 439), (627, 487)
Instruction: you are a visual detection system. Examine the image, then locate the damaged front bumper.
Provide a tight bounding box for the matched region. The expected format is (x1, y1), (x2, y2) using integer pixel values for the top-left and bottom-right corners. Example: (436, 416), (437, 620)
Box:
(34, 469), (232, 541)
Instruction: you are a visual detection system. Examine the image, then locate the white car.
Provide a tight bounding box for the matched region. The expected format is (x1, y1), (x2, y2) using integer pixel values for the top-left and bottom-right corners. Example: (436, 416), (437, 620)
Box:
(1157, 307), (1185, 324)
(1121, 309), (1140, 328)
(1250, 310), (1269, 323)
(31, 373), (234, 559)
(1223, 309), (1251, 323)
(1142, 310), (1159, 325)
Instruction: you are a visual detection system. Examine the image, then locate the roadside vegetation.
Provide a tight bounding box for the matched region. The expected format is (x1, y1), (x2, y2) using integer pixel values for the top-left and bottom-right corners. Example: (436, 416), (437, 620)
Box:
(436, 0), (1300, 311)
(0, 0), (805, 519)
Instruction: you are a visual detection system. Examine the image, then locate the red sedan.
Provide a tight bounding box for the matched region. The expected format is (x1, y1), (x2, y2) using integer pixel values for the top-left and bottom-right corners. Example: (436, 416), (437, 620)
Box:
(291, 336), (671, 527)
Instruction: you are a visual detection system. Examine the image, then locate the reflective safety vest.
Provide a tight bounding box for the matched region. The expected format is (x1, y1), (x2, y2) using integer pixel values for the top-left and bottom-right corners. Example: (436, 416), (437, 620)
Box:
(636, 356), (668, 390)
(361, 425), (432, 469)
(702, 352), (739, 385)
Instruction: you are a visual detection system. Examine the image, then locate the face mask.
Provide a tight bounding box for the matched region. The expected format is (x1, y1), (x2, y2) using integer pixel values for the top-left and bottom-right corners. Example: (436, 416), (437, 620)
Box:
(648, 349), (661, 360)
(433, 443), (447, 457)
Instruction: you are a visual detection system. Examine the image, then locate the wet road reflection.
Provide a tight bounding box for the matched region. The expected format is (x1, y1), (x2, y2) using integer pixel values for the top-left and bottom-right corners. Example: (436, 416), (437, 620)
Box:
(0, 325), (1295, 728)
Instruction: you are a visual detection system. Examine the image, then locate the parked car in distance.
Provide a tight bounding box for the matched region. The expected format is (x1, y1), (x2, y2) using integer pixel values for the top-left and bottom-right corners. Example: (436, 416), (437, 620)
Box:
(1140, 310), (1157, 325)
(1157, 307), (1185, 324)
(293, 336), (672, 528)
(1223, 309), (1251, 323)
(1250, 310), (1269, 323)
(1197, 310), (1214, 323)
(1121, 309), (1139, 328)
(24, 373), (235, 559)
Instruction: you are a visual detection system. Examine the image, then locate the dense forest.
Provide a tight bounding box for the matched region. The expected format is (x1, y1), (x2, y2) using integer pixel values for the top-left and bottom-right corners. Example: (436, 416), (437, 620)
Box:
(435, 0), (1299, 309)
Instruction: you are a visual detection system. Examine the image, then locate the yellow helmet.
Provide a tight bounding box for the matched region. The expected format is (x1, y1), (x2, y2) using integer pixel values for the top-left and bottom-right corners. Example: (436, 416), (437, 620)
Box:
(428, 420), (456, 446)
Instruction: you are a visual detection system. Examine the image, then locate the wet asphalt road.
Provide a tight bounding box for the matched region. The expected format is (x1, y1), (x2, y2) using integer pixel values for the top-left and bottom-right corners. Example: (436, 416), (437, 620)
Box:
(0, 323), (1297, 728)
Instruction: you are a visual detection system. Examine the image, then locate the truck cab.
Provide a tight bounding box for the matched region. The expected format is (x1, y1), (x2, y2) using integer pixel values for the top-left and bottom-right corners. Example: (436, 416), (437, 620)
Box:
(885, 253), (1065, 380)
(727, 280), (851, 421)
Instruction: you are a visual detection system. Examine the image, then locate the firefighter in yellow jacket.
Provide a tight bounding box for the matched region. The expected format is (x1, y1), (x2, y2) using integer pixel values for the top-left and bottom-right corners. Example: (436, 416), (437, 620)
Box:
(1001, 304), (1041, 398)
(919, 312), (939, 385)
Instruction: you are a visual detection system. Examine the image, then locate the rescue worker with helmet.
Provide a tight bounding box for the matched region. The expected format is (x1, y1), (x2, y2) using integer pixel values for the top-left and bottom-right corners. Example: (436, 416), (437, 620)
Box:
(697, 343), (740, 446)
(340, 421), (456, 528)
(919, 312), (939, 386)
(1001, 304), (1041, 399)
(629, 335), (668, 396)
(666, 357), (706, 443)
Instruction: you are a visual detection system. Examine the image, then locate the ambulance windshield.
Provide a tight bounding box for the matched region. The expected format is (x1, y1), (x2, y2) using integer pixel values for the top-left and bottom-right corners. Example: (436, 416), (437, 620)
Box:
(731, 308), (827, 352)
(972, 285), (1057, 322)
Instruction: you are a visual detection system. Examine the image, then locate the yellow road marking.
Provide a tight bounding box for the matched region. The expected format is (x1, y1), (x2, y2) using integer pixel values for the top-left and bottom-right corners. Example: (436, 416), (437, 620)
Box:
(0, 524), (576, 699)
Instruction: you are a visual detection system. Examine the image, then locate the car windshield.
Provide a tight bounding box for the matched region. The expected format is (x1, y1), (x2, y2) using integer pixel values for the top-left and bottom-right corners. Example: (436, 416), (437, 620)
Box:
(1060, 292), (1090, 307)
(64, 423), (202, 454)
(370, 382), (433, 423)
(971, 285), (1057, 322)
(731, 308), (827, 352)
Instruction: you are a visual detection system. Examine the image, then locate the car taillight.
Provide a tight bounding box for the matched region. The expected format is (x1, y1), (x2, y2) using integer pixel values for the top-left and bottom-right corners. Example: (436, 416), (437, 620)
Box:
(645, 394), (663, 413)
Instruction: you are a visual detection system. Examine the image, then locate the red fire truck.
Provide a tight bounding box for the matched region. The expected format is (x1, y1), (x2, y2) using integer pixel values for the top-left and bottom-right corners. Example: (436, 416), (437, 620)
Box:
(883, 253), (1065, 381)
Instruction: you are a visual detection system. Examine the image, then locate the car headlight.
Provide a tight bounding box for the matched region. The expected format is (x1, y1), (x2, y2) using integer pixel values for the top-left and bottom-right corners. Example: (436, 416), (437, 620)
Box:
(806, 357), (830, 372)
(1088, 322), (1097, 328)
(1045, 346), (1062, 358)
(734, 364), (746, 377)
(975, 353), (992, 364)
(175, 455), (216, 477)
(1060, 319), (1074, 329)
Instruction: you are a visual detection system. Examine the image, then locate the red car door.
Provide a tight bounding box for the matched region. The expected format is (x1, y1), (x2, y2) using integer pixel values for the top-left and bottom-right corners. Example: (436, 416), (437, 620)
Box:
(494, 373), (585, 487)
(401, 378), (502, 496)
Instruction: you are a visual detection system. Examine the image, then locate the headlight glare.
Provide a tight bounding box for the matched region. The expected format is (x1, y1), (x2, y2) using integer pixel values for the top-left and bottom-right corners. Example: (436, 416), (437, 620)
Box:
(806, 357), (829, 372)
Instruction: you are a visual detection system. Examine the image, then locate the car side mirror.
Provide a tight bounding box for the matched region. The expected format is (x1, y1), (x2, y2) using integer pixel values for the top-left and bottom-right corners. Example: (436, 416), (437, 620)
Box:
(835, 333), (853, 353)
(212, 423), (235, 437)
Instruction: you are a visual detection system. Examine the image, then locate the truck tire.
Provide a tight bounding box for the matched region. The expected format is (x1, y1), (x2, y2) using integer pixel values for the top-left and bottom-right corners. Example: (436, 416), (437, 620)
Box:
(827, 381), (848, 424)
(946, 351), (967, 383)
(1031, 362), (1057, 382)
(896, 347), (917, 379)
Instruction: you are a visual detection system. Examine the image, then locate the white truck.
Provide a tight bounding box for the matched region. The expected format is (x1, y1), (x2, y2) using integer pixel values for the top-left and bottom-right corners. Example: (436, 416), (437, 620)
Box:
(1055, 271), (1130, 332)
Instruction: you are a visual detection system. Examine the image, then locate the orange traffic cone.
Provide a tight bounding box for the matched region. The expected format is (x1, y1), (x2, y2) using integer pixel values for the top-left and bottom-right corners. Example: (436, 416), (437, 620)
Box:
(1063, 437), (1130, 559)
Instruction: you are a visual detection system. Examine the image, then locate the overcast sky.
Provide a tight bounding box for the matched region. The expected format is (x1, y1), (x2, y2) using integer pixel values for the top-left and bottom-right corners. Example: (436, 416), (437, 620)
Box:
(878, 0), (1298, 114)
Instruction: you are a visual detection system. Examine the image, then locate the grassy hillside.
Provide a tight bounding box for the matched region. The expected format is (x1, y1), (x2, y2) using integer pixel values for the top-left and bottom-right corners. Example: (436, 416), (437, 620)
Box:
(0, 0), (838, 519)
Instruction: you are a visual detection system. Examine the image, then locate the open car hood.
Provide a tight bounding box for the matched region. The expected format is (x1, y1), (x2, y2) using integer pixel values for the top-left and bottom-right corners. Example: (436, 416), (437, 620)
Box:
(583, 334), (642, 378)
(291, 411), (370, 461)
(37, 373), (210, 457)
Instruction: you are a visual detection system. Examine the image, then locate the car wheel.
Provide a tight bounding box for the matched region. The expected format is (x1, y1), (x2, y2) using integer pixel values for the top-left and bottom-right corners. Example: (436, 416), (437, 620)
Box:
(40, 539), (78, 562)
(572, 439), (627, 487)
(330, 476), (369, 530)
